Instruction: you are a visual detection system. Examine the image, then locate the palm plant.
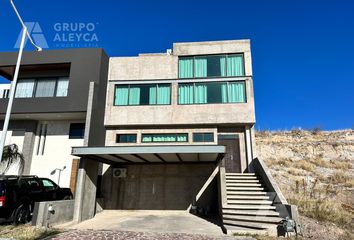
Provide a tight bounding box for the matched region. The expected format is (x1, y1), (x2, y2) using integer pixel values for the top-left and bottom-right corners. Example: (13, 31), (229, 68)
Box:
(0, 144), (25, 175)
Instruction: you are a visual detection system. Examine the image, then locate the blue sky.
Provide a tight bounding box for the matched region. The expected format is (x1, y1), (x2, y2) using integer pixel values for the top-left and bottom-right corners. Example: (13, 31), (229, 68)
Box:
(0, 0), (353, 130)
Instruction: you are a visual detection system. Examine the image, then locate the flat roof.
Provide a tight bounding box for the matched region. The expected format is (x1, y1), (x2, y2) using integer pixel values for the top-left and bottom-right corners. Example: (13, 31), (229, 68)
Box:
(72, 145), (225, 164)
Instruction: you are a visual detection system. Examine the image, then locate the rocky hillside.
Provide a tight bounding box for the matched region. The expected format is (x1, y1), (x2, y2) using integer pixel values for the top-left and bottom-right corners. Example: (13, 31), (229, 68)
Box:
(255, 129), (354, 239)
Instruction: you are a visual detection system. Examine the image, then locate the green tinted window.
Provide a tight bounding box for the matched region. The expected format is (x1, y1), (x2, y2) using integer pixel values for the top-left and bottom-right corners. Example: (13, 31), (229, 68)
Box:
(193, 133), (214, 142)
(116, 134), (137, 143)
(114, 84), (171, 106)
(142, 133), (188, 143)
(178, 54), (244, 78)
(178, 81), (246, 104)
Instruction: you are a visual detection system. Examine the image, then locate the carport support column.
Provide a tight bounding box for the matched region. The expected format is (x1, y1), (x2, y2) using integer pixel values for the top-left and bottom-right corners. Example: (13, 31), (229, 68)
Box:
(73, 157), (99, 222)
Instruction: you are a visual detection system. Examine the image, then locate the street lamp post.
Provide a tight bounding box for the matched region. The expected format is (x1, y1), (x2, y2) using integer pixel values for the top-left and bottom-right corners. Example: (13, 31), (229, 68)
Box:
(0, 0), (42, 163)
(50, 166), (66, 186)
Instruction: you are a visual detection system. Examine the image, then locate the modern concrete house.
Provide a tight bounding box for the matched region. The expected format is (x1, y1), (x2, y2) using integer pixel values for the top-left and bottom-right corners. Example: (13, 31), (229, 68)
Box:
(0, 48), (109, 191)
(70, 40), (297, 235)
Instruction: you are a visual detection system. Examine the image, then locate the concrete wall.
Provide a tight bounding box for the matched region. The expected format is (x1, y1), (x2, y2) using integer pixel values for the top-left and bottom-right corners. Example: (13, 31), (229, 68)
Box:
(32, 200), (74, 227)
(109, 54), (178, 80)
(105, 127), (217, 146)
(101, 163), (216, 210)
(30, 120), (84, 188)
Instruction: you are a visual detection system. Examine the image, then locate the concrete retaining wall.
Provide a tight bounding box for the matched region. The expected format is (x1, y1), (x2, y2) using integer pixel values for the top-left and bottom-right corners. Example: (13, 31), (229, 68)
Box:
(253, 158), (300, 221)
(32, 200), (74, 227)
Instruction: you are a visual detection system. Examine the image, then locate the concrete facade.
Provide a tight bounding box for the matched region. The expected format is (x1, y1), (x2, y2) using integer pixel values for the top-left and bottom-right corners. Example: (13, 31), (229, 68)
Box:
(105, 40), (255, 127)
(104, 39), (255, 170)
(75, 40), (258, 221)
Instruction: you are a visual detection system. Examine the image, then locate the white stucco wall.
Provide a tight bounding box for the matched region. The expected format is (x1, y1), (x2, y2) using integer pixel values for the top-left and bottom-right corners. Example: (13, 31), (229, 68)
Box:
(30, 121), (84, 188)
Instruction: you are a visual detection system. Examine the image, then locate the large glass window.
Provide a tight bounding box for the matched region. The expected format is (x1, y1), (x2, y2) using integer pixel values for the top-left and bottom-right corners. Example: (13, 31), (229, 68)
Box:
(15, 79), (35, 98)
(178, 81), (246, 104)
(56, 77), (69, 97)
(15, 77), (69, 98)
(142, 133), (188, 143)
(35, 78), (56, 97)
(114, 84), (171, 106)
(179, 54), (244, 78)
(116, 134), (137, 143)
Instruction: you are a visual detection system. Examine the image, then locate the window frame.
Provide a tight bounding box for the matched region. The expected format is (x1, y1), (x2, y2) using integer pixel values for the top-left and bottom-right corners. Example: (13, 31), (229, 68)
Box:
(113, 83), (172, 106)
(14, 76), (70, 98)
(69, 123), (85, 139)
(178, 53), (245, 79)
(34, 78), (57, 98)
(116, 134), (137, 143)
(141, 133), (188, 143)
(193, 132), (215, 142)
(178, 80), (247, 105)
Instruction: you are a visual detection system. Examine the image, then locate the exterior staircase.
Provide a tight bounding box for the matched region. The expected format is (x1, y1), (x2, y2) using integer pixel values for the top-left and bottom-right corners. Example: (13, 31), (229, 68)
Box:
(222, 173), (283, 235)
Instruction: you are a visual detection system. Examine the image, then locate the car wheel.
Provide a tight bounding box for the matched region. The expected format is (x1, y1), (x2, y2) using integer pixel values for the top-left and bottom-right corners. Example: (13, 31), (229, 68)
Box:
(13, 204), (30, 225)
(63, 195), (73, 200)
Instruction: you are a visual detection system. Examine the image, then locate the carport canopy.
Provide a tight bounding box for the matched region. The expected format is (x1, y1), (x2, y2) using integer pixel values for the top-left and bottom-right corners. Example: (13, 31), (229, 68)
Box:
(72, 145), (225, 164)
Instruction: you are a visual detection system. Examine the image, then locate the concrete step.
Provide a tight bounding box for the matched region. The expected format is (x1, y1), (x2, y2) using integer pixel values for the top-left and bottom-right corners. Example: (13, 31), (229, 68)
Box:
(226, 183), (262, 187)
(225, 173), (256, 176)
(226, 179), (260, 183)
(223, 214), (283, 224)
(227, 200), (273, 205)
(227, 191), (267, 195)
(226, 176), (258, 180)
(225, 205), (276, 210)
(223, 209), (280, 217)
(227, 187), (265, 191)
(223, 219), (272, 230)
(227, 195), (270, 200)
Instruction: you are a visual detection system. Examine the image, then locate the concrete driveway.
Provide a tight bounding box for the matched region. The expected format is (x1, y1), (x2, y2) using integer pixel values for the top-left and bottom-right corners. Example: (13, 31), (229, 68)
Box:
(62, 210), (223, 236)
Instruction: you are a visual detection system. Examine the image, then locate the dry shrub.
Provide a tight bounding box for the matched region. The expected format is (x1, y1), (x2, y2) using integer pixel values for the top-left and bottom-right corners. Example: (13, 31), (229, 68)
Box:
(255, 130), (272, 138)
(289, 197), (352, 227)
(287, 168), (303, 176)
(293, 160), (315, 172)
(328, 171), (352, 185)
(266, 158), (292, 168)
(311, 157), (331, 168)
(310, 127), (322, 135)
(0, 225), (60, 240)
(332, 160), (352, 170)
(291, 128), (303, 137)
(288, 179), (353, 228)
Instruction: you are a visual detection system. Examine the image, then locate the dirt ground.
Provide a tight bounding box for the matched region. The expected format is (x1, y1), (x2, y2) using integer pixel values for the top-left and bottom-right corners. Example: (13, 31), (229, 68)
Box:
(299, 216), (353, 240)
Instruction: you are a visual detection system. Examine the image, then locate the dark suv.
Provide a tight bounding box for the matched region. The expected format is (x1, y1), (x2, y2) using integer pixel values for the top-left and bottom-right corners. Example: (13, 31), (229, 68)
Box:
(0, 175), (73, 224)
